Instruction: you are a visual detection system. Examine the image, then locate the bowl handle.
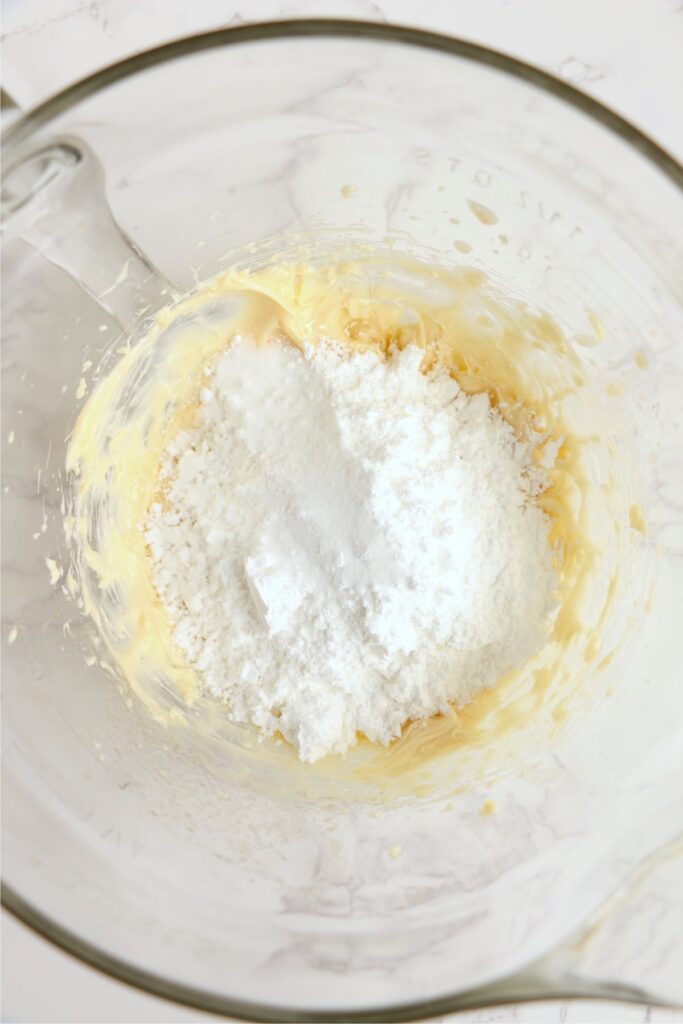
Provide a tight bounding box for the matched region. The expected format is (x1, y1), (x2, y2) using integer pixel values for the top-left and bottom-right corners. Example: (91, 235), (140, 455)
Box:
(1, 135), (177, 333)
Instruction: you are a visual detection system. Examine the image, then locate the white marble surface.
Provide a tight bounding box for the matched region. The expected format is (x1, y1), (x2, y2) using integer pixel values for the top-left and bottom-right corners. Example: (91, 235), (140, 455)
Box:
(4, 909), (683, 1024)
(2, 2), (682, 1023)
(2, 0), (682, 160)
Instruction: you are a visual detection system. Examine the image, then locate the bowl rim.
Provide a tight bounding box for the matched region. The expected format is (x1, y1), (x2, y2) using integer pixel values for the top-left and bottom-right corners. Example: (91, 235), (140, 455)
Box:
(2, 17), (680, 1022)
(3, 17), (682, 190)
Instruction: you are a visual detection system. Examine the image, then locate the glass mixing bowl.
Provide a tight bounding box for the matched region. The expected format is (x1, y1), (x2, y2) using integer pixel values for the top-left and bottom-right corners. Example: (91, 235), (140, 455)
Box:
(2, 20), (683, 1021)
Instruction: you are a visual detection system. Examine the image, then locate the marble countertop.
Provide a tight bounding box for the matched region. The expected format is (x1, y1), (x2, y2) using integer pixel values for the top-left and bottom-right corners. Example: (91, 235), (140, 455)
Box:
(1, 2), (682, 1023)
(2, 0), (682, 162)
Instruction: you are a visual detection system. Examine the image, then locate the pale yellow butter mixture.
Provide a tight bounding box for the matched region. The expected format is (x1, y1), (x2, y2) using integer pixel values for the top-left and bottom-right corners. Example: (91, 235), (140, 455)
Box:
(65, 253), (639, 777)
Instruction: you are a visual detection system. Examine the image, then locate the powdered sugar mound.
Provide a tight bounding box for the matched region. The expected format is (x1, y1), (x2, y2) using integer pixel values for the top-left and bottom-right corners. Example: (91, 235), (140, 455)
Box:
(145, 338), (557, 762)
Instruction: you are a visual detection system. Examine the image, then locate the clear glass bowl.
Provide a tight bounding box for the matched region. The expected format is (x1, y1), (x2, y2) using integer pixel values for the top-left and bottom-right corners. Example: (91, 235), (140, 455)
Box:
(2, 20), (683, 1021)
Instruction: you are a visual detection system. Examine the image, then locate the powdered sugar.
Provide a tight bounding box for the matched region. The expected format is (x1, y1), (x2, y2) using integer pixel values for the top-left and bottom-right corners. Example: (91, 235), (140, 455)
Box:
(145, 337), (557, 762)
